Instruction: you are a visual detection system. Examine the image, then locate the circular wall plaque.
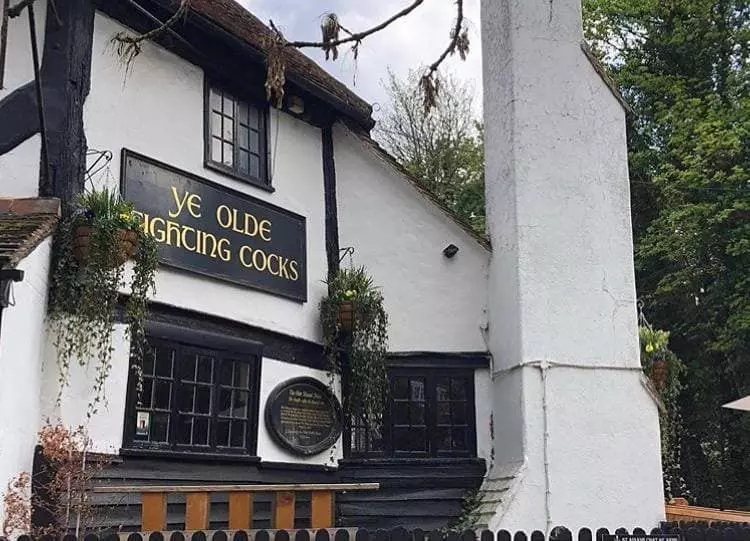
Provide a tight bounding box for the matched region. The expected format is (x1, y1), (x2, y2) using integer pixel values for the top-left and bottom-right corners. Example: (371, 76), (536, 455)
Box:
(265, 377), (343, 456)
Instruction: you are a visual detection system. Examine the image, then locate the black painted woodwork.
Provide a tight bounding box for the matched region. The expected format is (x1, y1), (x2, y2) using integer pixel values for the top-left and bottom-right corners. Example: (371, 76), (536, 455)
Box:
(122, 323), (263, 457)
(93, 0), (369, 131)
(265, 377), (343, 456)
(121, 150), (307, 302)
(321, 125), (339, 282)
(350, 368), (478, 459)
(90, 456), (339, 531)
(387, 352), (491, 370)
(0, 82), (38, 154)
(0, 0), (95, 206)
(41, 0), (94, 203)
(30, 444), (56, 531)
(203, 79), (271, 191)
(23, 530), (730, 541)
(87, 455), (486, 531)
(129, 302), (327, 370)
(336, 459), (486, 530)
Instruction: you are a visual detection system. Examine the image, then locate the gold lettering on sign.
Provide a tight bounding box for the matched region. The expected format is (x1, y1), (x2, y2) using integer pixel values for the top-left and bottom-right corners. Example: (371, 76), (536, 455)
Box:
(169, 186), (202, 218)
(132, 184), (301, 284)
(181, 226), (196, 251)
(259, 219), (272, 241)
(278, 388), (334, 442)
(216, 204), (273, 241)
(267, 254), (280, 276)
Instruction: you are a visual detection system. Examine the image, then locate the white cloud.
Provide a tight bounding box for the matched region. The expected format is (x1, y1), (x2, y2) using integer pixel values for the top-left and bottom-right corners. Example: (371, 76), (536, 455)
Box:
(237, 0), (483, 122)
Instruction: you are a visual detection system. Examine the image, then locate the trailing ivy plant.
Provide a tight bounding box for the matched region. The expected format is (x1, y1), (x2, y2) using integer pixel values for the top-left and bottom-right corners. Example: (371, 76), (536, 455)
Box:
(639, 324), (689, 500)
(320, 266), (389, 426)
(48, 188), (158, 417)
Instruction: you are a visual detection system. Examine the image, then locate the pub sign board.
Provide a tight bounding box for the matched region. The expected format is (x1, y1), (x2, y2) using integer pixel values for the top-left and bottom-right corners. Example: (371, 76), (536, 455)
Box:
(265, 377), (343, 456)
(121, 150), (307, 301)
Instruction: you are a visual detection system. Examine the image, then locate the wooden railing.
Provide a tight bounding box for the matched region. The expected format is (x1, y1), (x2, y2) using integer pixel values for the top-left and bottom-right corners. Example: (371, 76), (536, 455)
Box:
(90, 483), (379, 531)
(665, 497), (750, 524)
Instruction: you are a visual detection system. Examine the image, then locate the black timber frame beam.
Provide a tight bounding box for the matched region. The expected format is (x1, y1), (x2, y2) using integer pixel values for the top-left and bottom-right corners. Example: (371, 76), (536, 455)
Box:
(0, 0), (95, 208)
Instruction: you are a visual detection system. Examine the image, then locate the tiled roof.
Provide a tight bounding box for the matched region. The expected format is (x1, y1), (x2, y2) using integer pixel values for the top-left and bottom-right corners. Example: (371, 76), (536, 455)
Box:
(0, 198), (60, 268)
(187, 0), (374, 127)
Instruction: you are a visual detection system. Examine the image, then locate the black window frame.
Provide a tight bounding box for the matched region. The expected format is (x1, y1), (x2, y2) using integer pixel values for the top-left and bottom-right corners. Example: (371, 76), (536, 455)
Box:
(349, 367), (477, 459)
(203, 78), (272, 192)
(123, 322), (263, 459)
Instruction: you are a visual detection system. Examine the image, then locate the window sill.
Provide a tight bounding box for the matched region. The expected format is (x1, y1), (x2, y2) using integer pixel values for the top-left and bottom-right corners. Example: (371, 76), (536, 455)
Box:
(120, 447), (261, 464)
(204, 161), (275, 193)
(339, 457), (486, 467)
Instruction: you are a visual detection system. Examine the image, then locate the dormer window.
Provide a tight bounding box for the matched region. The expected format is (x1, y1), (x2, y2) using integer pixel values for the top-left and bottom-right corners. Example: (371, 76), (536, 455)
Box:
(204, 82), (270, 191)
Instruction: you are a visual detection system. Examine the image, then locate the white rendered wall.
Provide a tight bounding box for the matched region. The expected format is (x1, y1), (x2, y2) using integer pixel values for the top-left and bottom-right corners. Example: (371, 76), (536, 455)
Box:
(84, 13), (328, 343)
(38, 325), (131, 455)
(481, 0), (664, 531)
(0, 0), (45, 99)
(0, 0), (46, 197)
(0, 135), (41, 197)
(77, 11), (492, 466)
(334, 125), (489, 352)
(38, 343), (344, 464)
(0, 239), (51, 529)
(474, 368), (493, 462)
(257, 358), (342, 465)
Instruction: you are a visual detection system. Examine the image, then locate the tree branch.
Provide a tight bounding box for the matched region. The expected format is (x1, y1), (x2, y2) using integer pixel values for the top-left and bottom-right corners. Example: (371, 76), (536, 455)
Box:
(272, 0), (425, 50)
(426, 0), (466, 77)
(111, 0), (191, 71)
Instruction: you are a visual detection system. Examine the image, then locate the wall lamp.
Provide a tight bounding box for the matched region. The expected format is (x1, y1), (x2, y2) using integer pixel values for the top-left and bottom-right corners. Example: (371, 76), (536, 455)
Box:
(443, 244), (459, 259)
(0, 268), (24, 308)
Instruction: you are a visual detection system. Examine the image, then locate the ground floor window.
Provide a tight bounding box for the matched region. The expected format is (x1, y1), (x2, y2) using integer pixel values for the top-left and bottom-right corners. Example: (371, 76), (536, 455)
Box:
(124, 323), (262, 457)
(350, 368), (477, 458)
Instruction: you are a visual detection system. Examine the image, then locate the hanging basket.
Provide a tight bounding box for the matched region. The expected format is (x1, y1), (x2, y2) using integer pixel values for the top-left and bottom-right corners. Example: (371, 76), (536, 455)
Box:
(338, 300), (354, 332)
(651, 356), (669, 391)
(72, 225), (138, 266)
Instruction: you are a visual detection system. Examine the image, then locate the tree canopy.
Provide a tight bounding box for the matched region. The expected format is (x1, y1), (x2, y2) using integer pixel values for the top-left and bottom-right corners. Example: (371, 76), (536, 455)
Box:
(583, 0), (750, 507)
(375, 71), (486, 233)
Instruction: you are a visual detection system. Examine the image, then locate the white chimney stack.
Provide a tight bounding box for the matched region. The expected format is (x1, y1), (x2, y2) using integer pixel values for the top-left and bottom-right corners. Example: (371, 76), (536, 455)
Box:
(480, 0), (665, 531)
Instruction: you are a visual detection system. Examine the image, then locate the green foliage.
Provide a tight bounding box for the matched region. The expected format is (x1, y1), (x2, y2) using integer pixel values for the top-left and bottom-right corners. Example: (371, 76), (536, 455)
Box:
(445, 488), (483, 532)
(48, 188), (158, 417)
(639, 325), (689, 499)
(320, 267), (389, 424)
(376, 71), (486, 234)
(585, 0), (750, 507)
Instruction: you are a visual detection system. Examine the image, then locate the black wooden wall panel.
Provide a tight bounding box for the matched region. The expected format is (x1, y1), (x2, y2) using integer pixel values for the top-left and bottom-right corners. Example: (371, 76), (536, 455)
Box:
(88, 457), (486, 531)
(337, 460), (486, 530)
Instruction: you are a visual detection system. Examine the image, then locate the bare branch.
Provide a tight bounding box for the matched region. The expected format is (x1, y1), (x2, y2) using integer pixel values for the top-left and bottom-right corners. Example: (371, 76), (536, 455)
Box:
(428, 0), (466, 76)
(111, 0), (191, 72)
(420, 0), (467, 113)
(275, 0), (426, 50)
(105, 0), (470, 117)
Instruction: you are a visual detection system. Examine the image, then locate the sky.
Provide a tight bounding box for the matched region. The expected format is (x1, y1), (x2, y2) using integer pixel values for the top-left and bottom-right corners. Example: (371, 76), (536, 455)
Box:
(238, 0), (483, 122)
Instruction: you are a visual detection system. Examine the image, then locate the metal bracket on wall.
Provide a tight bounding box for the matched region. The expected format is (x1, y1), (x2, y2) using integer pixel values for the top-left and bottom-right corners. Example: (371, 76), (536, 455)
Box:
(0, 268), (24, 308)
(86, 148), (113, 184)
(338, 246), (355, 265)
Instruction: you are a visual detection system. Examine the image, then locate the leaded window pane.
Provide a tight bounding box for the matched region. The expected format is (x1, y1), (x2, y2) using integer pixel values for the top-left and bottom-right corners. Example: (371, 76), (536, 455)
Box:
(127, 337), (259, 455)
(350, 369), (476, 458)
(206, 83), (268, 185)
